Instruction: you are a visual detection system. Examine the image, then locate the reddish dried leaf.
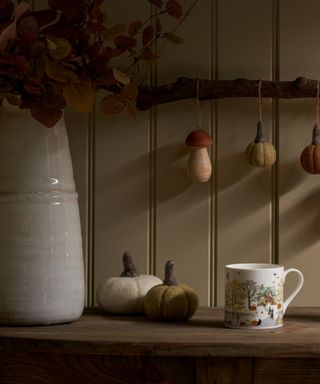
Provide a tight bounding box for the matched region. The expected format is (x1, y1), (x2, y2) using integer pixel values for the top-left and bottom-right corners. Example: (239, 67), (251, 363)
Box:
(0, 0), (14, 24)
(87, 41), (102, 61)
(100, 93), (126, 115)
(85, 22), (108, 33)
(43, 24), (78, 44)
(142, 25), (154, 46)
(120, 83), (139, 102)
(29, 10), (58, 27)
(90, 0), (103, 22)
(128, 20), (142, 36)
(31, 104), (62, 127)
(105, 23), (127, 41)
(148, 0), (163, 8)
(114, 35), (137, 52)
(166, 0), (183, 18)
(24, 82), (42, 95)
(19, 32), (39, 53)
(17, 16), (39, 36)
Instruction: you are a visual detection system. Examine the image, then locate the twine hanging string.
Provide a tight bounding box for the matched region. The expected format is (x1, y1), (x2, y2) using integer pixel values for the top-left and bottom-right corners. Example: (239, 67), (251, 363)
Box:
(316, 80), (320, 127)
(258, 79), (262, 122)
(196, 78), (202, 130)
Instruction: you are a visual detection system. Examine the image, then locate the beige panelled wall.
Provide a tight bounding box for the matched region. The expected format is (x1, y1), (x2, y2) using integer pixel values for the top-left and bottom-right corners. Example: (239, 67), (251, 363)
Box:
(32, 0), (320, 306)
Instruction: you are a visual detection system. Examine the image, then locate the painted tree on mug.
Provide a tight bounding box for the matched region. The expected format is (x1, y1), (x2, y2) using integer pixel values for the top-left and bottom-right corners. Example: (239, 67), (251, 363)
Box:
(225, 280), (246, 312)
(240, 280), (260, 309)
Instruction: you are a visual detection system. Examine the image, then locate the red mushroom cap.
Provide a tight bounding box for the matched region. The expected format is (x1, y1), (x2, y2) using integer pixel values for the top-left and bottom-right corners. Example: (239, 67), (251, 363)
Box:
(185, 129), (213, 147)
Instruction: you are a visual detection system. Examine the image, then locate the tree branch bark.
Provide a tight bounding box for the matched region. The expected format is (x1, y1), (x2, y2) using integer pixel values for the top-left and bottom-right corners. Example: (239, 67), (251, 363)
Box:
(136, 76), (319, 110)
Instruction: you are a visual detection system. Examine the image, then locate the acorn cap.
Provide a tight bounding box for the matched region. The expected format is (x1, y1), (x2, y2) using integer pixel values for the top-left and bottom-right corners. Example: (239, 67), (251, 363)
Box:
(185, 129), (213, 147)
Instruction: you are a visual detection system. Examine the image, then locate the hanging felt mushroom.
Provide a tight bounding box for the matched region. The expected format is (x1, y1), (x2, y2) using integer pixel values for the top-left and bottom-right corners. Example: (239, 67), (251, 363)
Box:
(245, 80), (276, 168)
(300, 82), (320, 174)
(185, 129), (213, 182)
(96, 252), (162, 315)
(185, 79), (213, 183)
(144, 260), (199, 322)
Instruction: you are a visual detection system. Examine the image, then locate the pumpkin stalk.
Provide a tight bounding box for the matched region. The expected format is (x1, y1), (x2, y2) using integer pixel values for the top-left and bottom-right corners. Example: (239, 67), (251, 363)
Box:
(312, 124), (320, 145)
(254, 121), (267, 143)
(163, 260), (178, 285)
(121, 252), (139, 278)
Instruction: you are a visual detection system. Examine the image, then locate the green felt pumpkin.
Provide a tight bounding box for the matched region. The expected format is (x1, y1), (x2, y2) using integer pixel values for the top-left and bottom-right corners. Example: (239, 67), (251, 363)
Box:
(144, 260), (199, 322)
(246, 121), (276, 168)
(300, 124), (320, 174)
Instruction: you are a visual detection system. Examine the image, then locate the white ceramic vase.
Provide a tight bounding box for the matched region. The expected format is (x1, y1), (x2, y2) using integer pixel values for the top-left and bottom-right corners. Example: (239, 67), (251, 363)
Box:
(0, 102), (84, 325)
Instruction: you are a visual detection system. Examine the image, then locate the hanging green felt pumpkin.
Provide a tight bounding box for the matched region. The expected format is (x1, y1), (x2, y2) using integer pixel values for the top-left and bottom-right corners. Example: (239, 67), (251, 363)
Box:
(96, 252), (162, 314)
(300, 124), (320, 174)
(246, 121), (276, 168)
(144, 260), (199, 322)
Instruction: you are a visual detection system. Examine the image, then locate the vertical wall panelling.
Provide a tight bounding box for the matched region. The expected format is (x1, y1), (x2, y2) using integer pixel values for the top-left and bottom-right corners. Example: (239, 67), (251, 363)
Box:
(94, 1), (151, 298)
(216, 0), (274, 305)
(279, 0), (320, 306)
(155, 0), (213, 305)
(271, 0), (280, 265)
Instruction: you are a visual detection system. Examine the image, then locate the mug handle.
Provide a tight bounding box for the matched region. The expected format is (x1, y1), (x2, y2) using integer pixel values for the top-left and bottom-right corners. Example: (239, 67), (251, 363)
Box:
(283, 268), (304, 314)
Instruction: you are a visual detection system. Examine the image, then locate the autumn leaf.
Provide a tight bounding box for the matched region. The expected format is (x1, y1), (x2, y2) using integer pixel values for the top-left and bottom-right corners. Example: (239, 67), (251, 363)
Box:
(47, 37), (72, 60)
(148, 0), (163, 8)
(112, 68), (130, 85)
(63, 82), (95, 113)
(142, 25), (155, 46)
(163, 32), (184, 44)
(166, 0), (183, 19)
(31, 101), (63, 128)
(100, 93), (126, 115)
(114, 35), (137, 51)
(105, 23), (127, 41)
(128, 20), (142, 36)
(120, 83), (139, 102)
(45, 62), (79, 84)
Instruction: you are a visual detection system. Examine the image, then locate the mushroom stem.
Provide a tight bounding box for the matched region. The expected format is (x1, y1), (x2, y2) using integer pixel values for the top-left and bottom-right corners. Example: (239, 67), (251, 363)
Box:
(254, 121), (267, 143)
(187, 147), (212, 182)
(163, 260), (178, 286)
(120, 252), (139, 278)
(312, 124), (320, 145)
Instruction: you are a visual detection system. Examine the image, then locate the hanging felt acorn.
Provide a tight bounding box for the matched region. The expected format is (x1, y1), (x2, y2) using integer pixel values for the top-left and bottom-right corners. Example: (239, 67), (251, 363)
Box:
(300, 82), (320, 174)
(246, 80), (276, 168)
(144, 260), (199, 322)
(246, 120), (277, 168)
(300, 124), (320, 174)
(96, 252), (162, 315)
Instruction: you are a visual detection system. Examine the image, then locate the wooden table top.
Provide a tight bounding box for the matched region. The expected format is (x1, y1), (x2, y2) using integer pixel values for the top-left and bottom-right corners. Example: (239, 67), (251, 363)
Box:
(0, 307), (319, 358)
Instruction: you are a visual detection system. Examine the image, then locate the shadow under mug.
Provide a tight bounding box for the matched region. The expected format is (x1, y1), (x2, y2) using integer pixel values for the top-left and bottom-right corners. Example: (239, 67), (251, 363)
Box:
(224, 263), (304, 329)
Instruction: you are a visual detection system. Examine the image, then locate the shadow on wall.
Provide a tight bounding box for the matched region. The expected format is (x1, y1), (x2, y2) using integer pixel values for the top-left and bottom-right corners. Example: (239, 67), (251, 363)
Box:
(280, 187), (320, 254)
(96, 141), (193, 216)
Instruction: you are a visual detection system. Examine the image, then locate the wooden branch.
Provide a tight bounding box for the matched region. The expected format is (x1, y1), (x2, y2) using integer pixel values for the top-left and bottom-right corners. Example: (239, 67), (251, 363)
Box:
(136, 77), (320, 110)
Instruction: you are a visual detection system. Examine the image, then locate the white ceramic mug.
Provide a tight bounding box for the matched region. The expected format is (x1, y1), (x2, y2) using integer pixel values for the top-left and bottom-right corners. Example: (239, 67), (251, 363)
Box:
(224, 263), (304, 329)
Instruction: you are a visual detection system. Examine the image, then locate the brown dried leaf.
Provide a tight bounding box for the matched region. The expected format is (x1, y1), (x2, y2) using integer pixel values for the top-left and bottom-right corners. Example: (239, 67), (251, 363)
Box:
(163, 32), (184, 44)
(63, 82), (95, 113)
(148, 0), (163, 8)
(112, 68), (130, 85)
(48, 37), (72, 60)
(120, 83), (139, 102)
(166, 0), (183, 19)
(45, 62), (79, 84)
(142, 25), (154, 46)
(100, 93), (126, 115)
(105, 23), (127, 41)
(128, 20), (142, 36)
(31, 102), (62, 128)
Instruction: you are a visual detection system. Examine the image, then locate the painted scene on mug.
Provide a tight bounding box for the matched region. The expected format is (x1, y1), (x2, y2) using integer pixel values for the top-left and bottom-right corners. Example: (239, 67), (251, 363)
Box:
(225, 271), (284, 328)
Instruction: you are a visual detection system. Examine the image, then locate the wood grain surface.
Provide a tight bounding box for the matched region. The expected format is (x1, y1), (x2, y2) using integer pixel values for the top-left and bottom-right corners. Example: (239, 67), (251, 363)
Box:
(0, 307), (319, 358)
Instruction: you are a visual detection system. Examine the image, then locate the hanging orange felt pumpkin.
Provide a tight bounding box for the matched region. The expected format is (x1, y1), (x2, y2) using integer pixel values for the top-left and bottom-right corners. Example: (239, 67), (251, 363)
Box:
(300, 124), (320, 174)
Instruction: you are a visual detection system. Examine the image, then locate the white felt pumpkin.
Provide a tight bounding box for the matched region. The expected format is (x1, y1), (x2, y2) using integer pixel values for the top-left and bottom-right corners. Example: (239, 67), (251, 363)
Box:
(96, 252), (162, 314)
